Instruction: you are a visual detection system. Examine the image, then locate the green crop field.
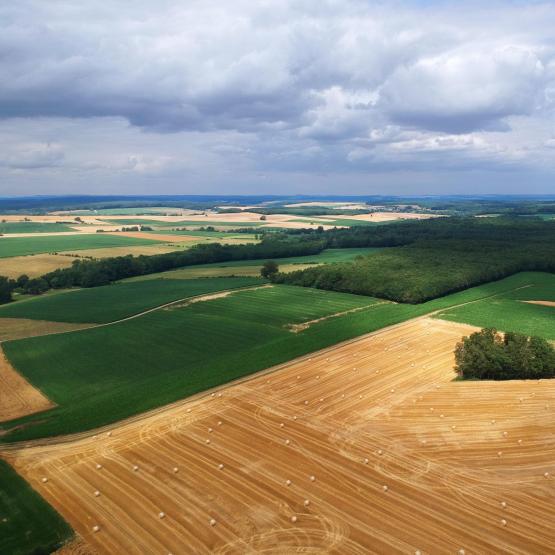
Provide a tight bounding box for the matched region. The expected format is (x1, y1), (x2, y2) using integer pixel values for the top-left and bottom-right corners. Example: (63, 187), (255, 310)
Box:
(0, 233), (165, 259)
(126, 248), (383, 282)
(0, 277), (264, 323)
(0, 459), (73, 555)
(0, 222), (74, 234)
(436, 272), (555, 340)
(1, 272), (546, 442)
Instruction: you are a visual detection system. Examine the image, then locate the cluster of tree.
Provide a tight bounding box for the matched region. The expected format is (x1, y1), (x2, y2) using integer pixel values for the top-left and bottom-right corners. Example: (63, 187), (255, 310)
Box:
(0, 274), (51, 303)
(455, 328), (555, 380)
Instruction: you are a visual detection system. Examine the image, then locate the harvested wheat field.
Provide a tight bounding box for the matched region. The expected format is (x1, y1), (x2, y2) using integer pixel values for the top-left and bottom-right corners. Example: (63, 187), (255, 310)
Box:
(523, 300), (555, 308)
(0, 346), (53, 422)
(0, 253), (76, 278)
(4, 318), (555, 554)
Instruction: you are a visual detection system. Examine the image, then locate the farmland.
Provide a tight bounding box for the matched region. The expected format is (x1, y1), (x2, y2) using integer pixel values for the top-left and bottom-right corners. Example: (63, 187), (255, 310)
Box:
(0, 221), (74, 234)
(0, 233), (164, 258)
(1, 272), (548, 442)
(0, 276), (264, 323)
(437, 272), (555, 340)
(0, 459), (72, 555)
(4, 317), (554, 554)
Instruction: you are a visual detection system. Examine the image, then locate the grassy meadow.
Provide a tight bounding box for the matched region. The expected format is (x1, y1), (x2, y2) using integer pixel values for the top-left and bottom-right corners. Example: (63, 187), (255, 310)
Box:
(1, 272), (548, 442)
(0, 459), (73, 555)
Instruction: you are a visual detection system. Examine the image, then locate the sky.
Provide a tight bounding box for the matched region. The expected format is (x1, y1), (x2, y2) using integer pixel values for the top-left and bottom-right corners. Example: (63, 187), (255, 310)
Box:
(0, 0), (554, 196)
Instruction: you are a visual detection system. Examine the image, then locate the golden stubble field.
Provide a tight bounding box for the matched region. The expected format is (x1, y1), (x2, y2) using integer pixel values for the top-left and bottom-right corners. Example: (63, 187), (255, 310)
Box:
(3, 318), (555, 554)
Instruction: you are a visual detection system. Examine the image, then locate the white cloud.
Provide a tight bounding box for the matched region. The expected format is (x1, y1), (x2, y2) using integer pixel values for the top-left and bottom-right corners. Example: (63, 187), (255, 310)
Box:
(0, 1), (555, 193)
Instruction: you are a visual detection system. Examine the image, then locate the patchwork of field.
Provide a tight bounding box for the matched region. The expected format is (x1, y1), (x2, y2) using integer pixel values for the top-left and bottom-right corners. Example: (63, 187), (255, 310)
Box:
(2, 272), (550, 442)
(437, 272), (555, 340)
(0, 347), (54, 421)
(5, 318), (554, 554)
(0, 276), (264, 323)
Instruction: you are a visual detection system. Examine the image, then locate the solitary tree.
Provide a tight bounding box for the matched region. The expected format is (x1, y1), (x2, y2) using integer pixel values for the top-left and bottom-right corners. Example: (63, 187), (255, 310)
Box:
(260, 260), (279, 279)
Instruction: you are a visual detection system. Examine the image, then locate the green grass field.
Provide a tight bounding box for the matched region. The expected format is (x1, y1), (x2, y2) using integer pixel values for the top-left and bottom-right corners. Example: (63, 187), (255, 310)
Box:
(436, 272), (555, 340)
(126, 248), (383, 282)
(0, 277), (264, 323)
(0, 233), (165, 258)
(0, 459), (73, 555)
(0, 222), (74, 234)
(1, 272), (549, 442)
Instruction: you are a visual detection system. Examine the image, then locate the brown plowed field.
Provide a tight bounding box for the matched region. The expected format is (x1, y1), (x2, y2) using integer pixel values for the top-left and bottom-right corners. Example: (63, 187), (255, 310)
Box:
(4, 318), (555, 554)
(0, 318), (90, 341)
(0, 346), (54, 422)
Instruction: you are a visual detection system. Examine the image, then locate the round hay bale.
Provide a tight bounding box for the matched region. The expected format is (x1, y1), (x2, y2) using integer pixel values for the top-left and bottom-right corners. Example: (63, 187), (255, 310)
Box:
(280, 423), (284, 428)
(304, 400), (309, 405)
(458, 550), (465, 555)
(415, 551), (422, 555)
(501, 519), (507, 526)
(206, 439), (211, 444)
(377, 449), (383, 455)
(186, 408), (191, 413)
(544, 471), (550, 478)
(217, 420), (222, 426)
(173, 467), (179, 473)
(209, 518), (216, 526)
(518, 439), (522, 445)
(491, 419), (496, 424)
(96, 464), (102, 470)
(291, 515), (298, 523)
(293, 416), (297, 420)
(94, 490), (100, 497)
(500, 501), (507, 508)
(107, 431), (112, 437)
(159, 512), (165, 519)
(309, 475), (316, 482)
(285, 439), (291, 445)
(497, 451), (503, 457)
(363, 458), (369, 464)
(316, 375), (320, 380)
(304, 499), (310, 507)
(133, 465), (139, 472)
(93, 525), (100, 533)
(211, 393), (215, 398)
(286, 479), (292, 486)
(218, 463), (224, 470)
(41, 477), (48, 483)
(503, 431), (508, 437)
(208, 427), (213, 433)
(382, 485), (388, 492)
(217, 393), (222, 398)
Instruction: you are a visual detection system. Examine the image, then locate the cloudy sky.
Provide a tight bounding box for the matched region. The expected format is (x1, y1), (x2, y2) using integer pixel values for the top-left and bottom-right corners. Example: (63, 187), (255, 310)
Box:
(1, 0), (554, 196)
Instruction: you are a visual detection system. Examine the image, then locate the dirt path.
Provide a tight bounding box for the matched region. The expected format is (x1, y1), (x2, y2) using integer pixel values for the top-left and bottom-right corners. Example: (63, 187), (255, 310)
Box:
(0, 346), (54, 422)
(288, 301), (389, 332)
(4, 318), (555, 554)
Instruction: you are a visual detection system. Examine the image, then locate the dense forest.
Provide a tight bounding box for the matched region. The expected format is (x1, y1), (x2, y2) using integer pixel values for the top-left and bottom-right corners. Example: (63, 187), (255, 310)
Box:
(273, 218), (555, 303)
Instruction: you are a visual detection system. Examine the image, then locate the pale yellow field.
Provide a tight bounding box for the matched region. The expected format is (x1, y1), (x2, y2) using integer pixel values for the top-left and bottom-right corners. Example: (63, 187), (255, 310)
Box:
(5, 318), (554, 554)
(0, 254), (76, 278)
(0, 346), (54, 422)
